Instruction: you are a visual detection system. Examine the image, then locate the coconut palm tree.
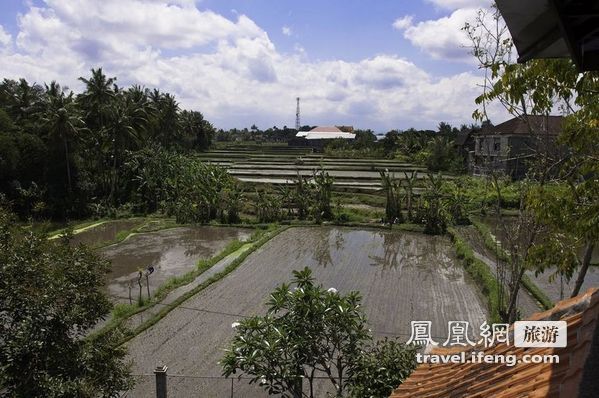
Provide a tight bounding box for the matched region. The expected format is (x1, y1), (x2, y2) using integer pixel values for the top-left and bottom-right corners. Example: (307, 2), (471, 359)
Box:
(9, 78), (44, 127)
(78, 68), (116, 130)
(41, 82), (85, 193)
(105, 94), (148, 203)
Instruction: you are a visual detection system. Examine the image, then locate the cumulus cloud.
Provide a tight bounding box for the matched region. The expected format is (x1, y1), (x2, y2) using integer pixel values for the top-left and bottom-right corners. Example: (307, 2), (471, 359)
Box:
(0, 0), (504, 130)
(399, 8), (481, 61)
(0, 25), (11, 47)
(392, 16), (413, 31)
(282, 26), (292, 36)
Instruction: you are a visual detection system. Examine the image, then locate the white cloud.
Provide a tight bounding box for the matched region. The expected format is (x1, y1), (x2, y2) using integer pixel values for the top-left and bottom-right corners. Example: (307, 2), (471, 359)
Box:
(392, 16), (413, 31)
(0, 0), (505, 131)
(282, 26), (292, 36)
(0, 25), (11, 47)
(402, 8), (480, 61)
(426, 0), (492, 10)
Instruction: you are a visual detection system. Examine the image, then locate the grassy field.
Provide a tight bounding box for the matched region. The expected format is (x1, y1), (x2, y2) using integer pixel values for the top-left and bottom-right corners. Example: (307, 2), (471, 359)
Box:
(125, 226), (488, 397)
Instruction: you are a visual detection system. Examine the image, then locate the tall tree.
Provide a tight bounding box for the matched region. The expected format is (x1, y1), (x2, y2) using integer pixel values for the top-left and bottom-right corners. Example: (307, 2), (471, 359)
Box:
(41, 82), (84, 193)
(78, 68), (116, 130)
(464, 5), (599, 308)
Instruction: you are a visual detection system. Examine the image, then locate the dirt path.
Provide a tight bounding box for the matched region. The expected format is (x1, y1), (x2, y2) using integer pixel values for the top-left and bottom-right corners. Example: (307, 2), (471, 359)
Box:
(124, 227), (488, 397)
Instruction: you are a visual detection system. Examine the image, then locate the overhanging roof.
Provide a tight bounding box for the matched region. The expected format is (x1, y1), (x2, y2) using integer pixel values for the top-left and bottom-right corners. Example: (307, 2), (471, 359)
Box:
(496, 0), (599, 71)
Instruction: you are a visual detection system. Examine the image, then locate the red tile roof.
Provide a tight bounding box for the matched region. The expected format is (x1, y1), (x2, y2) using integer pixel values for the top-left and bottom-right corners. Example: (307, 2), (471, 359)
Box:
(309, 126), (343, 133)
(390, 288), (599, 398)
(479, 115), (563, 136)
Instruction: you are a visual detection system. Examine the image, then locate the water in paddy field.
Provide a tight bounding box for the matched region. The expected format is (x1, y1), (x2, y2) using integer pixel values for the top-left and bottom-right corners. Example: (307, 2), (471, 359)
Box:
(125, 227), (489, 398)
(277, 227), (488, 339)
(69, 219), (143, 247)
(101, 226), (252, 302)
(479, 216), (599, 302)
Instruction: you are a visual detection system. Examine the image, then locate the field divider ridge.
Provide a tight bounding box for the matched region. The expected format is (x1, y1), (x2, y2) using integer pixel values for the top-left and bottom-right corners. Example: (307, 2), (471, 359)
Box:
(88, 225), (289, 346)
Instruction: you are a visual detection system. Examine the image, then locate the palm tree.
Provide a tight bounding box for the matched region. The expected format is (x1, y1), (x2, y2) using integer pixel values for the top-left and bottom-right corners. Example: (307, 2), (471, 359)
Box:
(148, 90), (180, 146)
(41, 82), (84, 193)
(10, 78), (44, 126)
(105, 94), (148, 203)
(78, 68), (116, 130)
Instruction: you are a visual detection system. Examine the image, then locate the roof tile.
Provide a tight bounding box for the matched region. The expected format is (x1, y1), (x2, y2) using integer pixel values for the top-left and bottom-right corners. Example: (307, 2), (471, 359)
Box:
(390, 288), (599, 398)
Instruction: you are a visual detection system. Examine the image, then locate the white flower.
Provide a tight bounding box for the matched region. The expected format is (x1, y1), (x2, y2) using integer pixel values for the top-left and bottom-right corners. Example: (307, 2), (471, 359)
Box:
(260, 376), (267, 385)
(327, 287), (338, 294)
(231, 322), (241, 329)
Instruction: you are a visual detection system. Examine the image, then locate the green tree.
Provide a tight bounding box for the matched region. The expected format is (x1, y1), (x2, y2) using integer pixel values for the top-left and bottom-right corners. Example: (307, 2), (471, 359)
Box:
(105, 94), (147, 204)
(465, 5), (599, 302)
(222, 268), (415, 398)
(78, 68), (116, 130)
(349, 338), (417, 398)
(0, 208), (132, 397)
(41, 82), (85, 193)
(180, 110), (213, 151)
(312, 168), (334, 222)
(421, 173), (448, 235)
(380, 170), (404, 227)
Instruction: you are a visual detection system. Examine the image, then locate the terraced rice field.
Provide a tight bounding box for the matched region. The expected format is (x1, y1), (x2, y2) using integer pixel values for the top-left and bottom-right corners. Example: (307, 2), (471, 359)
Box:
(197, 145), (438, 193)
(125, 227), (488, 397)
(100, 226), (252, 301)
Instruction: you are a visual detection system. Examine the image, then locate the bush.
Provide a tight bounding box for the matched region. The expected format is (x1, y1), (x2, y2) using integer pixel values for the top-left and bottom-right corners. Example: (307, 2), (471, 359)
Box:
(0, 207), (132, 396)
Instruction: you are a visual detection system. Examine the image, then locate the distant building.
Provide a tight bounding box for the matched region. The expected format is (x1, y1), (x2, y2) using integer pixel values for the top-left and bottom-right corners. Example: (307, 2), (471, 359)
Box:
(470, 115), (563, 179)
(291, 126), (356, 151)
(454, 127), (478, 166)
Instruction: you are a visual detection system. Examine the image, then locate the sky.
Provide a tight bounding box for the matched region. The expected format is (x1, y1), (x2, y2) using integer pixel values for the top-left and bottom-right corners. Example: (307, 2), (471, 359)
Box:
(0, 0), (508, 132)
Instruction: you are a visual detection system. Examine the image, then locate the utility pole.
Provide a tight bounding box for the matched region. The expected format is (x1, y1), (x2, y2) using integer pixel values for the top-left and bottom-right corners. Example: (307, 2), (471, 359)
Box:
(295, 97), (301, 131)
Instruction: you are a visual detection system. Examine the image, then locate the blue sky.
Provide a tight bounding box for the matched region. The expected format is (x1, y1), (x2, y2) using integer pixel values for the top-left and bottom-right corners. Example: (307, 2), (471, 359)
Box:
(0, 0), (502, 132)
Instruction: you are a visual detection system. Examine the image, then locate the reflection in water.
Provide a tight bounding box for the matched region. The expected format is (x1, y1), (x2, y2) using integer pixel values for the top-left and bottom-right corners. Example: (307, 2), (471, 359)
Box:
(101, 226), (252, 300)
(312, 229), (346, 268)
(257, 227), (488, 342)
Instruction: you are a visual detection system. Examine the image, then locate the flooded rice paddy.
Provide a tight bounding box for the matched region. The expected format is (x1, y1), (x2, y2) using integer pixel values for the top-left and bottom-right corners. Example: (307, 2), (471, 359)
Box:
(69, 219), (144, 247)
(100, 226), (252, 301)
(478, 216), (599, 303)
(126, 226), (488, 397)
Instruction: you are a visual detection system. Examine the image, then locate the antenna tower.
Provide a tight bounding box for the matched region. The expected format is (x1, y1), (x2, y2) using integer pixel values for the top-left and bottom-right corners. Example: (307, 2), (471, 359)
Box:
(295, 97), (301, 131)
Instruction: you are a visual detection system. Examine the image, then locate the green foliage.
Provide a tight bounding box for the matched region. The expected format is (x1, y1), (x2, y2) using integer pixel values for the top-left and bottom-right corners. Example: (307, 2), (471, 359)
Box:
(448, 228), (502, 323)
(420, 173), (448, 235)
(472, 219), (553, 310)
(163, 155), (233, 223)
(425, 136), (463, 173)
(0, 70), (216, 221)
(379, 170), (404, 225)
(444, 179), (471, 226)
(221, 267), (416, 398)
(312, 168), (334, 222)
(323, 130), (384, 159)
(349, 338), (418, 398)
(465, 6), (599, 297)
(0, 207), (132, 397)
(219, 185), (244, 224)
(255, 189), (282, 223)
(293, 172), (312, 220)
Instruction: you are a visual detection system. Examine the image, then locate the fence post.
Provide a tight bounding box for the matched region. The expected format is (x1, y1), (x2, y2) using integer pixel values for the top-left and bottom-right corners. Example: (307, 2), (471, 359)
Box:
(154, 364), (168, 398)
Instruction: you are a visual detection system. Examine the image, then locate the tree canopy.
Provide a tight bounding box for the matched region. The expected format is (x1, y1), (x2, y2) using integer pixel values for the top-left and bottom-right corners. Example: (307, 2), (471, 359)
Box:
(0, 208), (132, 397)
